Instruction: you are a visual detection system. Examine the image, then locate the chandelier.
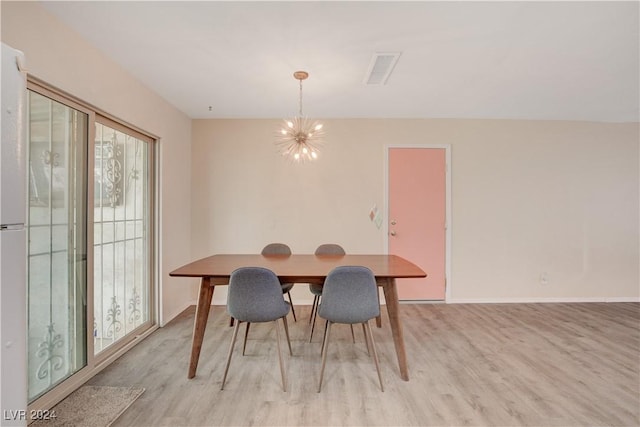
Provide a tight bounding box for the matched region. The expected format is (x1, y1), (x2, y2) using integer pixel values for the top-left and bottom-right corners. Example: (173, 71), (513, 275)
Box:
(276, 71), (324, 162)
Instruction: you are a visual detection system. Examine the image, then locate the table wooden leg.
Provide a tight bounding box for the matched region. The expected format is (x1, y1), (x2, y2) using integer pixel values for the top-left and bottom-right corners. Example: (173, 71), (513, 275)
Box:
(382, 278), (409, 381)
(188, 277), (214, 379)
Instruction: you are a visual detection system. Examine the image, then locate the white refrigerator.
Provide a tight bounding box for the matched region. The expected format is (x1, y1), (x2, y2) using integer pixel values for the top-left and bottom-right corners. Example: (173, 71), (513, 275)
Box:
(0, 43), (28, 427)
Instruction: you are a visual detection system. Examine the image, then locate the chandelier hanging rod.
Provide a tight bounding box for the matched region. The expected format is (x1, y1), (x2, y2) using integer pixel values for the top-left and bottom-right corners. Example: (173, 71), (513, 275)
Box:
(293, 71), (308, 117)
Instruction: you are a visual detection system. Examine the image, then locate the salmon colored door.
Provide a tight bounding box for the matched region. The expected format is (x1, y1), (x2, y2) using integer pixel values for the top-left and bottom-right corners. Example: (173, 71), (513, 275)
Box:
(388, 147), (446, 300)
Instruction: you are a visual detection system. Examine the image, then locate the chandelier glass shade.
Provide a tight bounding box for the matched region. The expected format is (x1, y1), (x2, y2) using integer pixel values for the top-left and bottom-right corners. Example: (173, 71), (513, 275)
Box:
(276, 71), (324, 162)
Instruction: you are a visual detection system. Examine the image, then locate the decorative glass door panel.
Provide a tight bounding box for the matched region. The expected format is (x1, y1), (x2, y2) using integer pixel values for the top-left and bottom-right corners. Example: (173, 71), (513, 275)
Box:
(27, 90), (88, 402)
(93, 121), (151, 354)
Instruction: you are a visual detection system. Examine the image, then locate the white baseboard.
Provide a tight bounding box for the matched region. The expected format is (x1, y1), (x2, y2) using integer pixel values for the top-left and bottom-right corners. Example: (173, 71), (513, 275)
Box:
(161, 304), (194, 326)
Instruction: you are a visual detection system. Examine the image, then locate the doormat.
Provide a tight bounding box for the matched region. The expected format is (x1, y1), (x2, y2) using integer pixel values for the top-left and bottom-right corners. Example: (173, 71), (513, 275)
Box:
(30, 385), (145, 427)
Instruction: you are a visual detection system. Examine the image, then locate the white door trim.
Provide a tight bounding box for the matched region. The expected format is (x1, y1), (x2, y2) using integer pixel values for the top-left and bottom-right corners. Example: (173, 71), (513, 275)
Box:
(384, 144), (452, 302)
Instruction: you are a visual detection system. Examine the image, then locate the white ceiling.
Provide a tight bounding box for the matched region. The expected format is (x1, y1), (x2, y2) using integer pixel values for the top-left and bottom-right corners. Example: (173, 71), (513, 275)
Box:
(41, 1), (639, 122)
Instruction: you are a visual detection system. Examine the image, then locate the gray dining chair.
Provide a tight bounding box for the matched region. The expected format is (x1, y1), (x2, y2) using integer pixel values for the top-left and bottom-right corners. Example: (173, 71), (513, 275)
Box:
(230, 243), (297, 328)
(309, 244), (354, 343)
(221, 267), (292, 391)
(317, 266), (384, 392)
(262, 243), (297, 322)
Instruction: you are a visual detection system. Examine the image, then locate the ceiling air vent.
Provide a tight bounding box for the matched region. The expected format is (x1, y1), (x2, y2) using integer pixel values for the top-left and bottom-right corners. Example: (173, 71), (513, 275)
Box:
(364, 52), (401, 85)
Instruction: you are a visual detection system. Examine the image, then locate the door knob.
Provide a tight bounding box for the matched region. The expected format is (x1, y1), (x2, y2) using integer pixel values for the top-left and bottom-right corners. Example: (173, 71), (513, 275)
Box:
(390, 230), (397, 236)
(391, 220), (397, 225)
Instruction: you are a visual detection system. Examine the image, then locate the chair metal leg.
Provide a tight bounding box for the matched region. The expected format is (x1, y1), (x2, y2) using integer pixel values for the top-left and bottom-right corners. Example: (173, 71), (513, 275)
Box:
(282, 315), (293, 356)
(309, 295), (319, 342)
(320, 319), (329, 355)
(309, 295), (318, 324)
(318, 321), (332, 392)
(287, 291), (297, 321)
(362, 323), (370, 356)
(242, 322), (250, 356)
(221, 321), (241, 390)
(275, 319), (287, 392)
(364, 320), (384, 392)
(229, 317), (234, 327)
(350, 324), (356, 343)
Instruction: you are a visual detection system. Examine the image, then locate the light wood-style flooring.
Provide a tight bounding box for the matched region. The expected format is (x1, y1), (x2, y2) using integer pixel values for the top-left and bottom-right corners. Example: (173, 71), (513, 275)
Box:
(90, 302), (640, 426)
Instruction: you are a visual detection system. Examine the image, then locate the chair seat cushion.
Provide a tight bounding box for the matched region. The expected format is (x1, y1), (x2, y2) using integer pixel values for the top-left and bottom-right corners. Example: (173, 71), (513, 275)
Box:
(309, 283), (323, 296)
(231, 299), (289, 323)
(318, 302), (375, 324)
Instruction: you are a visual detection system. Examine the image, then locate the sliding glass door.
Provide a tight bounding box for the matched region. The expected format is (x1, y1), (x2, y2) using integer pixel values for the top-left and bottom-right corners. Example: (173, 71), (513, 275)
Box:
(26, 82), (156, 407)
(27, 90), (88, 401)
(93, 120), (152, 355)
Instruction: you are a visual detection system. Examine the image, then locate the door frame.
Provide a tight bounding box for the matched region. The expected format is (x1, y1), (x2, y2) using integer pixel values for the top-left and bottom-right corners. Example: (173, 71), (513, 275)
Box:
(383, 144), (452, 302)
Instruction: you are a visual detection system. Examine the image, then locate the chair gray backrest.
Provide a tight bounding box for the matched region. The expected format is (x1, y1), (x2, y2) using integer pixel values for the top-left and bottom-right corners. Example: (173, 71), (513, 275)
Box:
(227, 267), (290, 323)
(318, 266), (380, 324)
(262, 243), (292, 256)
(314, 244), (346, 256)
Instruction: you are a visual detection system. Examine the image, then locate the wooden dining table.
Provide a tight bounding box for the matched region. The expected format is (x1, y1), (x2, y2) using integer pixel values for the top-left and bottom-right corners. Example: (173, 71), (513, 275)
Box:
(169, 253), (426, 381)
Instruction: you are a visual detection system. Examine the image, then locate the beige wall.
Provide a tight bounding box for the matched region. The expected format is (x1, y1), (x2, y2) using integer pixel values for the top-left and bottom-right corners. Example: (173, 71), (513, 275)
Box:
(2, 1), (638, 317)
(2, 2), (194, 324)
(192, 119), (639, 304)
